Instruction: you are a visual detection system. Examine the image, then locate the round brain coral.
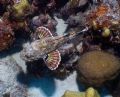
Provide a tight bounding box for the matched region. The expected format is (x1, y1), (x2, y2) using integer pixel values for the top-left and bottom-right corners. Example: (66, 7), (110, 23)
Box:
(0, 19), (14, 51)
(77, 50), (120, 86)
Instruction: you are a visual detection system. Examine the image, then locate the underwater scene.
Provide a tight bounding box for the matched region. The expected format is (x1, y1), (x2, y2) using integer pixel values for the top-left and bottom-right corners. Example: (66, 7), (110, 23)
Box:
(0, 0), (120, 97)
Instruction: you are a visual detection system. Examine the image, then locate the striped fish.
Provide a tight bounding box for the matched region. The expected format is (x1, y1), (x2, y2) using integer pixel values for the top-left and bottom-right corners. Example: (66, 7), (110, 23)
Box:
(32, 26), (61, 70)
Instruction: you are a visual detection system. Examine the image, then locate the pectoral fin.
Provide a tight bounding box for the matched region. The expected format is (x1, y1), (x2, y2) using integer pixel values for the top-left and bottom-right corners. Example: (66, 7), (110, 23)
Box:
(36, 26), (53, 39)
(45, 50), (61, 70)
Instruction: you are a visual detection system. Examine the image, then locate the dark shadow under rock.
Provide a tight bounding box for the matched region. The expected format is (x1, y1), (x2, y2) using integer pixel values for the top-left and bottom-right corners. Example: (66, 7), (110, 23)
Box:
(28, 76), (56, 97)
(26, 59), (52, 77)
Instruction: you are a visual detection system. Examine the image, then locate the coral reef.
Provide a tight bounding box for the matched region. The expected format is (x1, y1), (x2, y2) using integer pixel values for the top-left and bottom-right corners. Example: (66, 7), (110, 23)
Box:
(0, 19), (14, 51)
(30, 0), (69, 14)
(85, 0), (120, 45)
(1, 0), (120, 96)
(77, 50), (120, 86)
(59, 0), (88, 19)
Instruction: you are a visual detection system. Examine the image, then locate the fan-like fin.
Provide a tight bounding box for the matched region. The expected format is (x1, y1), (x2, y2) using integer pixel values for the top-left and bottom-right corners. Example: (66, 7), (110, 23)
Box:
(45, 50), (61, 70)
(36, 26), (53, 39)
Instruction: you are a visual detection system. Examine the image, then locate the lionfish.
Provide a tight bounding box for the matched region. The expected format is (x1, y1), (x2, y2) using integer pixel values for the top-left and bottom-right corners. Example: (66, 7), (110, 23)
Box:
(21, 26), (87, 70)
(31, 27), (61, 70)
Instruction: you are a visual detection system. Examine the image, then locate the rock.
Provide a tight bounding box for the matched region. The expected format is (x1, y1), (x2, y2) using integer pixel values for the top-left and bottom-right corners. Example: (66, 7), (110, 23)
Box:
(66, 12), (86, 27)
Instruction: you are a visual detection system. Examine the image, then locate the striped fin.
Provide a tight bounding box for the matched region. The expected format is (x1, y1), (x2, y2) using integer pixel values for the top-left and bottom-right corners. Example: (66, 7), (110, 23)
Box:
(45, 50), (61, 70)
(36, 26), (53, 39)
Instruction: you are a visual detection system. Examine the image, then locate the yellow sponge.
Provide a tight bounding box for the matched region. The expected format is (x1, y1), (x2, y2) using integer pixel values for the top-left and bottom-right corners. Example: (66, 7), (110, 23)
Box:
(62, 87), (100, 97)
(12, 0), (30, 19)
